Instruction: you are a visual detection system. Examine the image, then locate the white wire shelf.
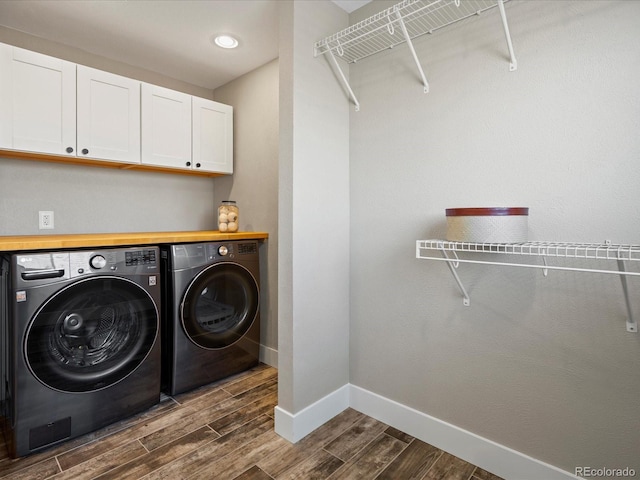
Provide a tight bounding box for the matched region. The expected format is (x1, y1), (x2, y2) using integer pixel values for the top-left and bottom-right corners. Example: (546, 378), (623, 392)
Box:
(314, 0), (517, 110)
(416, 240), (639, 332)
(417, 240), (640, 265)
(315, 0), (511, 64)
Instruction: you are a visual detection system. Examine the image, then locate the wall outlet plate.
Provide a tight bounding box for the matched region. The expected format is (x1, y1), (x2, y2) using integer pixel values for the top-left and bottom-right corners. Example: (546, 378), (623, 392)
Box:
(39, 211), (54, 229)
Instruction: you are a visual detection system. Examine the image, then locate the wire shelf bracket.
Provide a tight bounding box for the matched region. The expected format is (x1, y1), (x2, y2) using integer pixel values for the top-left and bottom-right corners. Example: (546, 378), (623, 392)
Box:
(394, 7), (430, 94)
(314, 0), (517, 111)
(440, 248), (470, 305)
(416, 240), (640, 333)
(327, 48), (361, 111)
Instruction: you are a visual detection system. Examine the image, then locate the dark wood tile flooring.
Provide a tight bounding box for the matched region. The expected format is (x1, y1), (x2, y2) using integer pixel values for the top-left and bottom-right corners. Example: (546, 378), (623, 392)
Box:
(0, 364), (504, 479)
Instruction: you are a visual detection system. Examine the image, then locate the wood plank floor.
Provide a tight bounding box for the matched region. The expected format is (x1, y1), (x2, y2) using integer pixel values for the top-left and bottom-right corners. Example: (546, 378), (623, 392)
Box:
(0, 364), (504, 480)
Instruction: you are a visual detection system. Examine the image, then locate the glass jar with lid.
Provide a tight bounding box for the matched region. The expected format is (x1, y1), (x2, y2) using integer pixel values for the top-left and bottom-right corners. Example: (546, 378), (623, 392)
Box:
(218, 200), (239, 232)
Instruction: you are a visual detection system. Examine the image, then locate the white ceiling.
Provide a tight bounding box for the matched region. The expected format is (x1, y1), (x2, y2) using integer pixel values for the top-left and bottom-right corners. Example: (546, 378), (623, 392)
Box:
(0, 0), (372, 91)
(332, 0), (373, 13)
(0, 0), (280, 91)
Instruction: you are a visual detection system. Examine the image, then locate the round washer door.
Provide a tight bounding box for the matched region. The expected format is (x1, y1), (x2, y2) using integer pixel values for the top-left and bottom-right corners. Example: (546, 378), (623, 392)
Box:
(181, 262), (259, 349)
(25, 276), (158, 393)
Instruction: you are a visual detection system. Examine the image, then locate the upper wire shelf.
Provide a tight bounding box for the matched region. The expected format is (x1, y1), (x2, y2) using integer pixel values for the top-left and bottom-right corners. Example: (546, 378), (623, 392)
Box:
(314, 0), (517, 111)
(315, 0), (512, 64)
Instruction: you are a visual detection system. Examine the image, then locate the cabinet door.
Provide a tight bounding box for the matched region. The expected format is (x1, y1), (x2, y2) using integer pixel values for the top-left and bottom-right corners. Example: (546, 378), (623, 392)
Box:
(141, 83), (191, 169)
(77, 65), (140, 163)
(192, 97), (233, 174)
(0, 43), (76, 155)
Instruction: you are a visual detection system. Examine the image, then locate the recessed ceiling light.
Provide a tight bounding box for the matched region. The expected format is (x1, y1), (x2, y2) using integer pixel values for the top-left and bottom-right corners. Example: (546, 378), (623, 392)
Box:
(214, 35), (239, 49)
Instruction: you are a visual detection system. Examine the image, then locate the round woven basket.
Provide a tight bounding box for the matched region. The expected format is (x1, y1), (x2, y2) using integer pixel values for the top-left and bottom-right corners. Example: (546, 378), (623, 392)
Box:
(445, 207), (529, 243)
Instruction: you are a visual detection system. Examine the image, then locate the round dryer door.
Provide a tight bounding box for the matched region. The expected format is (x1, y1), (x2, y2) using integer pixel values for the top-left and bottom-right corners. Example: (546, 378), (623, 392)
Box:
(25, 277), (158, 393)
(181, 262), (259, 349)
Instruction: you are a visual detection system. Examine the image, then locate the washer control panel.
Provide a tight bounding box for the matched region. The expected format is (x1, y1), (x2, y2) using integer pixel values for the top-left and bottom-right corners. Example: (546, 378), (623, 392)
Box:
(71, 251), (115, 275)
(125, 249), (157, 266)
(90, 255), (107, 269)
(13, 247), (160, 286)
(69, 248), (158, 277)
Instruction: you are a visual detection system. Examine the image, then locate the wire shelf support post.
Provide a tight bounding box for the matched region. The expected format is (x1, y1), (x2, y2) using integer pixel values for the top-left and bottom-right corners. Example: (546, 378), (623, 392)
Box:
(440, 247), (470, 305)
(394, 7), (430, 93)
(497, 0), (517, 71)
(327, 48), (361, 111)
(617, 258), (637, 332)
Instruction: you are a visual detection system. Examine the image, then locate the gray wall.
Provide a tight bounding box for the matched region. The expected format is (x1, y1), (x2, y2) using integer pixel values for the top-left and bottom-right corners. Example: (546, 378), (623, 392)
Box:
(213, 59), (279, 365)
(0, 26), (216, 235)
(277, 0), (350, 415)
(349, 0), (640, 475)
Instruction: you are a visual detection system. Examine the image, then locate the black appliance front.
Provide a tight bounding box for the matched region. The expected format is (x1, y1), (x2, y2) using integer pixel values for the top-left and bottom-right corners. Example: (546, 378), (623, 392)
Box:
(162, 241), (261, 396)
(2, 247), (161, 457)
(1, 256), (9, 442)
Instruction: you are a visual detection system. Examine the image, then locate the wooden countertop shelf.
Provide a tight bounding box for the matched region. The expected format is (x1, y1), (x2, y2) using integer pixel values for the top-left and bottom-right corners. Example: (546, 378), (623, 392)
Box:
(0, 231), (268, 252)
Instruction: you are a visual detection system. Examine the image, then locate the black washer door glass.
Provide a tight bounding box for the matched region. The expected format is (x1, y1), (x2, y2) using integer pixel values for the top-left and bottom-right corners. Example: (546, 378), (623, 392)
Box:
(181, 263), (258, 349)
(25, 277), (158, 393)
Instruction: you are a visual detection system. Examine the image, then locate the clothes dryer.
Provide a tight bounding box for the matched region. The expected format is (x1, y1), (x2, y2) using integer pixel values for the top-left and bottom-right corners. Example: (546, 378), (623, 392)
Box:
(161, 241), (260, 396)
(1, 247), (161, 457)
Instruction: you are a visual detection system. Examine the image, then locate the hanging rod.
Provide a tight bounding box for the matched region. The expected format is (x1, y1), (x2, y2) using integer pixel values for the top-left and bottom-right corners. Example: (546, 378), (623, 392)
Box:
(416, 240), (640, 333)
(315, 0), (517, 110)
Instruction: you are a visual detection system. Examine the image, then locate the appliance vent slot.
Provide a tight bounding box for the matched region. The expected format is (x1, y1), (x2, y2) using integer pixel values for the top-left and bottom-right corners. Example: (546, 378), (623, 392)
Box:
(29, 416), (71, 451)
(237, 243), (257, 255)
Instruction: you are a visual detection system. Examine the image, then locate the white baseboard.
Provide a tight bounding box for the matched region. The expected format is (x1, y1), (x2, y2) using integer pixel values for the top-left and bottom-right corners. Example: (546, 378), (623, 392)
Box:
(350, 385), (581, 480)
(271, 375), (580, 479)
(259, 344), (278, 368)
(274, 384), (349, 443)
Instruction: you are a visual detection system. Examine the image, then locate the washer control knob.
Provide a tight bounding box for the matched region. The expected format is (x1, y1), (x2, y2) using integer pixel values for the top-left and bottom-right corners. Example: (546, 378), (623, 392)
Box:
(218, 246), (228, 256)
(90, 255), (107, 269)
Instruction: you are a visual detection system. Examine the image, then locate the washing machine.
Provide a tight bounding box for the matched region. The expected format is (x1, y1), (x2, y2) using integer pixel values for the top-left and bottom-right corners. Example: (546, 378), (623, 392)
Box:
(1, 246), (161, 457)
(161, 240), (260, 396)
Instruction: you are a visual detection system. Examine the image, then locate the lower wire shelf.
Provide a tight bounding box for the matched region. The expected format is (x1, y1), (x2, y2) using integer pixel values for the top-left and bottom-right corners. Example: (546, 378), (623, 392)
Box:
(416, 240), (640, 332)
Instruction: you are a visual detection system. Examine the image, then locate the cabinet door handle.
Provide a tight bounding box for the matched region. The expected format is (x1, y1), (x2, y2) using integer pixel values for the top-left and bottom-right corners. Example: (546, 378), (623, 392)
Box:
(82, 148), (89, 155)
(66, 147), (74, 154)
(195, 163), (201, 168)
(186, 161), (191, 167)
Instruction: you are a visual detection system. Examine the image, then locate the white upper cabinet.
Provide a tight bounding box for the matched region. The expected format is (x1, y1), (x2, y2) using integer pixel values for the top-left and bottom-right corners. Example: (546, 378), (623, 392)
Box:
(141, 86), (233, 174)
(193, 97), (233, 174)
(1, 42), (233, 175)
(0, 44), (76, 155)
(77, 66), (141, 163)
(141, 83), (192, 169)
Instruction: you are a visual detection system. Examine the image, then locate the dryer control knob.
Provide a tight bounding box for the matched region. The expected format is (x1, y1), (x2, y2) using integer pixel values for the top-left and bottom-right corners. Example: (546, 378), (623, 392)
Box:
(218, 246), (228, 256)
(90, 255), (107, 269)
